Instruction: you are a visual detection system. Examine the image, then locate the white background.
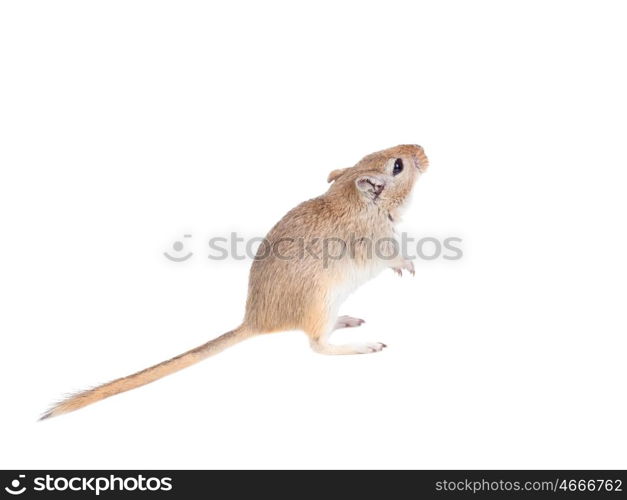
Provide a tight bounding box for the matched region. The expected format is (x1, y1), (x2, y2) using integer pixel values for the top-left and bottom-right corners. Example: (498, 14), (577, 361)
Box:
(1, 0), (626, 469)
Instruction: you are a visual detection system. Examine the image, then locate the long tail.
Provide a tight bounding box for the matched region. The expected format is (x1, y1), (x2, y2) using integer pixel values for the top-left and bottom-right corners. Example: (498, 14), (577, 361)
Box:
(40, 326), (251, 420)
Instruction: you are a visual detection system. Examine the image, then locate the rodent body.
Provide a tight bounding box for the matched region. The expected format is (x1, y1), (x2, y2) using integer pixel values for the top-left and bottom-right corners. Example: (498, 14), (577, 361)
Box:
(246, 191), (400, 349)
(41, 144), (429, 419)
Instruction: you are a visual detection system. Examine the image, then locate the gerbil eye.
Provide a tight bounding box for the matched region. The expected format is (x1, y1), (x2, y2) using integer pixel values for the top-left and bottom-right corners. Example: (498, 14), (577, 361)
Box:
(393, 158), (404, 176)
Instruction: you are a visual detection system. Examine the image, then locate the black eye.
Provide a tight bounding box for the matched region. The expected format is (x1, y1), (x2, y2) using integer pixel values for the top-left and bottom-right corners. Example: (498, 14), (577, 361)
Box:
(393, 158), (404, 176)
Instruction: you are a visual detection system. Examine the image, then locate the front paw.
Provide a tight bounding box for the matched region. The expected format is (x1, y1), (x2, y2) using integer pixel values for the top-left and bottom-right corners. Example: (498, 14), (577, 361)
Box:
(335, 315), (366, 329)
(392, 259), (415, 277)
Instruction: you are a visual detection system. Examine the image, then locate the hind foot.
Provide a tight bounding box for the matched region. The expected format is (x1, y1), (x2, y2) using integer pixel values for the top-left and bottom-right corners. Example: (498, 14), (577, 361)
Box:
(310, 340), (386, 355)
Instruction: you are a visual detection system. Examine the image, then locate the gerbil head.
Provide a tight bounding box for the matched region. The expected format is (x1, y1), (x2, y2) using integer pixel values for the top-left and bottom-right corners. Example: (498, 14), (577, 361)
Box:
(327, 144), (429, 212)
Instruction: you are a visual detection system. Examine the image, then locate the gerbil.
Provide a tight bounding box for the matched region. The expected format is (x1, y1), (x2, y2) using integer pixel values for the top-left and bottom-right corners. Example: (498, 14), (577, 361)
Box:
(41, 144), (429, 419)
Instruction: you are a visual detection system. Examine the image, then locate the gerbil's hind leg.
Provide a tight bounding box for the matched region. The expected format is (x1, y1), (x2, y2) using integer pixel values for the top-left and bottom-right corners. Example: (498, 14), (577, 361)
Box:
(310, 336), (386, 355)
(302, 297), (384, 355)
(306, 322), (386, 355)
(334, 315), (365, 329)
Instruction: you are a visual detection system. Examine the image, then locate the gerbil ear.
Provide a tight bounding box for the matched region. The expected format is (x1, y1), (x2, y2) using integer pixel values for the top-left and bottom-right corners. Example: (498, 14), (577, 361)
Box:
(327, 168), (348, 183)
(356, 174), (385, 197)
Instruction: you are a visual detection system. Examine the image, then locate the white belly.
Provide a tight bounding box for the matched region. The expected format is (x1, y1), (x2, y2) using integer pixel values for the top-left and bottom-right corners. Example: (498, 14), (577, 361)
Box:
(327, 259), (386, 316)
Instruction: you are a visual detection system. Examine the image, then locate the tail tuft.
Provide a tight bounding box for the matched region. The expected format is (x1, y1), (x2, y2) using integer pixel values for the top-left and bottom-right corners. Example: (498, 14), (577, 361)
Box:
(38, 327), (250, 420)
(39, 387), (99, 420)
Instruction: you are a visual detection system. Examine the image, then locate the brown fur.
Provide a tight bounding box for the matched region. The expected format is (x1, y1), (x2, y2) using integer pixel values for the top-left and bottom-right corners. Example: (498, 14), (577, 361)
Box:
(41, 145), (428, 419)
